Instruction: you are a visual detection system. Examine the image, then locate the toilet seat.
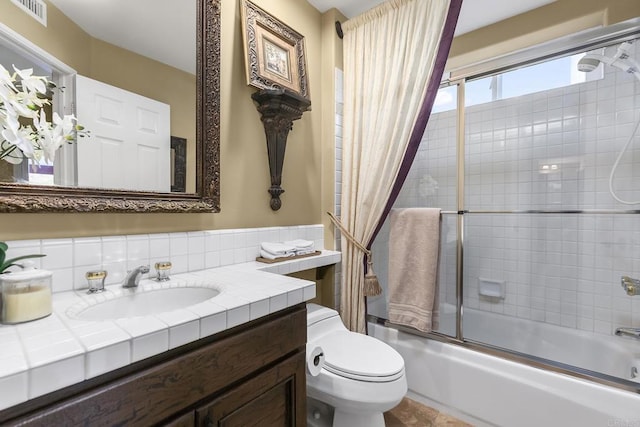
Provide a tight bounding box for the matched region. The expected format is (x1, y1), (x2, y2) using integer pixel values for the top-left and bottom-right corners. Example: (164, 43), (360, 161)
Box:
(314, 331), (405, 382)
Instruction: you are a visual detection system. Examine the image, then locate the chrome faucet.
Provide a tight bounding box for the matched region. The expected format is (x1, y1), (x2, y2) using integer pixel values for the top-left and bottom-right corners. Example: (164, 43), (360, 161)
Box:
(615, 327), (640, 339)
(123, 265), (150, 288)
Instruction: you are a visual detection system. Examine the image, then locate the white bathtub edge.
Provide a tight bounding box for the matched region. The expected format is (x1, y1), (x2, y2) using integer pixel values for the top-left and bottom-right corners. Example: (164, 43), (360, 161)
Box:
(369, 323), (640, 427)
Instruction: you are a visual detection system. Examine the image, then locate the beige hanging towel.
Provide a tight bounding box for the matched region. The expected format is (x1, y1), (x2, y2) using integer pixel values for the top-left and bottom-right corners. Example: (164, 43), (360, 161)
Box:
(388, 208), (441, 332)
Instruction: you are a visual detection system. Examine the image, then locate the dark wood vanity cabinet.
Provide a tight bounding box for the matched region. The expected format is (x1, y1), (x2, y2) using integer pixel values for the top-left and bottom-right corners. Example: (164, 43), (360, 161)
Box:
(0, 304), (307, 427)
(194, 352), (304, 426)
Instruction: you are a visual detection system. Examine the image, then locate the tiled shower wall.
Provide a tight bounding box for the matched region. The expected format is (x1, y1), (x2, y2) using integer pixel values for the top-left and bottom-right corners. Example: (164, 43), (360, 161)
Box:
(369, 40), (640, 335)
(368, 109), (458, 324)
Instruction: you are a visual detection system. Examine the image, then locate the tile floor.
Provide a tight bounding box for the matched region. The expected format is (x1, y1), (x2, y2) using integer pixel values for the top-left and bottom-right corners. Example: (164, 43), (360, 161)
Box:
(384, 397), (472, 427)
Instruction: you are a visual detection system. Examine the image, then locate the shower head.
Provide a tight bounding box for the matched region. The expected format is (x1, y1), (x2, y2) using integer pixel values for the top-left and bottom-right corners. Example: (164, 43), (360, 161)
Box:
(576, 55), (606, 72)
(577, 41), (640, 81)
(577, 53), (639, 73)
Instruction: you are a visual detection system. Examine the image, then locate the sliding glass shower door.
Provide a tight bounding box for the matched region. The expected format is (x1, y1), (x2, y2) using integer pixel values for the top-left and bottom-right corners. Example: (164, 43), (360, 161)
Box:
(368, 85), (459, 337)
(368, 32), (640, 385)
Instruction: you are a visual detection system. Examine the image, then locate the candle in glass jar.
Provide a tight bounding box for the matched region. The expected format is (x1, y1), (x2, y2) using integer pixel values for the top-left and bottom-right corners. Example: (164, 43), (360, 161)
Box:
(1, 268), (53, 324)
(2, 285), (52, 324)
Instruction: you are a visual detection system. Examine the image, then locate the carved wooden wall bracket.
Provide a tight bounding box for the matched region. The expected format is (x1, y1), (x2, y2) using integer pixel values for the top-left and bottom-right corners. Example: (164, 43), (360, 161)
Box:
(251, 89), (311, 210)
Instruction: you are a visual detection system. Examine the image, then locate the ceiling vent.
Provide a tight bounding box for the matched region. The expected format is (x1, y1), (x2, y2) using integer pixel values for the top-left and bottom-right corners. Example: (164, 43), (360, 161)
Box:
(11, 0), (47, 26)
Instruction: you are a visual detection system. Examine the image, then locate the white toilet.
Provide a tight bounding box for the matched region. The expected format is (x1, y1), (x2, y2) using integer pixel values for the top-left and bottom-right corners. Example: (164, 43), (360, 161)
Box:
(306, 303), (407, 427)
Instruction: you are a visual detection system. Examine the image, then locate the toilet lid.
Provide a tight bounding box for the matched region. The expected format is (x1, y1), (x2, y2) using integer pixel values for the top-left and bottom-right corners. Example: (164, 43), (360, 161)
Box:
(315, 331), (405, 382)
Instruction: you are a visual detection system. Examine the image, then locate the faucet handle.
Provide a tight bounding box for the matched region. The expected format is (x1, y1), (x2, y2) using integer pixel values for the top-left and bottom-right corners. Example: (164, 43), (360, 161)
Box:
(615, 327), (640, 339)
(154, 261), (172, 282)
(621, 276), (639, 296)
(86, 270), (107, 293)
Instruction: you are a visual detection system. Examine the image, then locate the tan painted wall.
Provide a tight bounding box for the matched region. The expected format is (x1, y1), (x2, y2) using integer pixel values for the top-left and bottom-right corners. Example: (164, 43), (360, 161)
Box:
(0, 0), (91, 75)
(0, 0), (324, 240)
(3, 0), (639, 242)
(218, 0), (322, 229)
(448, 0), (640, 70)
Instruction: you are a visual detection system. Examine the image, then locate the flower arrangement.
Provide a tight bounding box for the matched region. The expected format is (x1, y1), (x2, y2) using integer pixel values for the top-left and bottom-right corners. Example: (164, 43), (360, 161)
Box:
(0, 241), (45, 273)
(0, 64), (86, 165)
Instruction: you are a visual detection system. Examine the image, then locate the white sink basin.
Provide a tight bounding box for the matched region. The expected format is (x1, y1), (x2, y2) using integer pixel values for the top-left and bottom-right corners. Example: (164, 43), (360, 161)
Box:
(69, 286), (220, 321)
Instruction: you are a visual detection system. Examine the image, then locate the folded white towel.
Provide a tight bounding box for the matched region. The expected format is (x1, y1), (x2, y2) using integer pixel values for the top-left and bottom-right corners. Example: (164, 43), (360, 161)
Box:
(284, 239), (314, 249)
(260, 250), (295, 260)
(261, 242), (296, 255)
(284, 239), (314, 251)
(294, 249), (316, 256)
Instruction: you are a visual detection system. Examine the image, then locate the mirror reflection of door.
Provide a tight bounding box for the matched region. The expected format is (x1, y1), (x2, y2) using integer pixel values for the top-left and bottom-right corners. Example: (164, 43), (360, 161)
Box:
(75, 75), (171, 192)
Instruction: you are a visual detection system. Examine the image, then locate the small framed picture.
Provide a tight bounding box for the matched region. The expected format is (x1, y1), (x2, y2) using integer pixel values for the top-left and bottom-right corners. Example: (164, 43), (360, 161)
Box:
(240, 0), (310, 100)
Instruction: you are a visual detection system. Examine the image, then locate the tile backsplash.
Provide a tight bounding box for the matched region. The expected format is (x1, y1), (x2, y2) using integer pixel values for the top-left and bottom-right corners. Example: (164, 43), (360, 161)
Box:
(5, 225), (324, 294)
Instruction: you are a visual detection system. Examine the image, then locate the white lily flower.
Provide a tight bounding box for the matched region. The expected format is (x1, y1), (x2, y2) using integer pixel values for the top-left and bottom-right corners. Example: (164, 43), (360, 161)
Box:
(0, 82), (16, 106)
(0, 66), (86, 166)
(6, 97), (40, 119)
(12, 66), (47, 95)
(1, 113), (35, 161)
(35, 117), (52, 162)
(53, 112), (77, 138)
(0, 140), (24, 164)
(0, 64), (16, 91)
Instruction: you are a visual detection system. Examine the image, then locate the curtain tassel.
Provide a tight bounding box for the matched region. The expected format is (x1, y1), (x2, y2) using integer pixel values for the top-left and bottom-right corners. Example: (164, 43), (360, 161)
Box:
(328, 211), (383, 297)
(364, 254), (382, 296)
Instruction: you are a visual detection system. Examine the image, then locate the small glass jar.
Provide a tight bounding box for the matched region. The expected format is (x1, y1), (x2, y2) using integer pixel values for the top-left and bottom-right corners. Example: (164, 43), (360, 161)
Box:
(0, 267), (53, 324)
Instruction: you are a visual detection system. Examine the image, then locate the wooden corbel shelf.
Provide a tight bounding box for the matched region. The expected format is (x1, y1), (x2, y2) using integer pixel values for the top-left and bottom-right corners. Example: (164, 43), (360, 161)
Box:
(251, 89), (311, 210)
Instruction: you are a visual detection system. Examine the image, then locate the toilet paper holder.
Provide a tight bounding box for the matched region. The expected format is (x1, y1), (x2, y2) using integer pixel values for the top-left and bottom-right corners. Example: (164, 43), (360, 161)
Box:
(313, 352), (324, 367)
(306, 344), (325, 377)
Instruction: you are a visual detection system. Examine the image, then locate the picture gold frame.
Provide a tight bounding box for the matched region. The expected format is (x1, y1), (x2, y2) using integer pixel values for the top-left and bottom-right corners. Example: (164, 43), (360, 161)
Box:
(240, 0), (310, 100)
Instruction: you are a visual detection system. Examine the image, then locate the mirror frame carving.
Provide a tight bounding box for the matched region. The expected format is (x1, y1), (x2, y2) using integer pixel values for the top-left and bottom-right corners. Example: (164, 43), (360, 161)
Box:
(0, 0), (220, 213)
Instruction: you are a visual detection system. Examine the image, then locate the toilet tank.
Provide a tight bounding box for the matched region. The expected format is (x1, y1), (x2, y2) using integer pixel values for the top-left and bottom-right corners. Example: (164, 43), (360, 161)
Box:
(307, 303), (347, 340)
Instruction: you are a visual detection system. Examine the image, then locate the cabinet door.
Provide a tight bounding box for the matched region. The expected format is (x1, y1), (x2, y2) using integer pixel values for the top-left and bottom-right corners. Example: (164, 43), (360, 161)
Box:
(196, 352), (306, 427)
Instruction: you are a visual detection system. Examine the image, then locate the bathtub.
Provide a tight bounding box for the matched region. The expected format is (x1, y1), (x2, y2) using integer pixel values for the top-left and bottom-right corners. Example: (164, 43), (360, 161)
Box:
(369, 308), (640, 427)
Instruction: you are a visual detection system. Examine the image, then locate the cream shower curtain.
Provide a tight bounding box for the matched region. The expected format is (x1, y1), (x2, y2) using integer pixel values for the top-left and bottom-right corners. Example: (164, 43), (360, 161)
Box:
(339, 0), (461, 332)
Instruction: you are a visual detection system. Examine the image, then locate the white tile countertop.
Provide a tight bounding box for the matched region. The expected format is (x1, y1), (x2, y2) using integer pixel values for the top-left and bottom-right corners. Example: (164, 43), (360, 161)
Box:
(0, 250), (341, 411)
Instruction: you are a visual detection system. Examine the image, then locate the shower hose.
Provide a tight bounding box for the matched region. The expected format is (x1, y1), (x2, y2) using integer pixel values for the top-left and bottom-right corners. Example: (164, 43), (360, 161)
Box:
(608, 110), (640, 205)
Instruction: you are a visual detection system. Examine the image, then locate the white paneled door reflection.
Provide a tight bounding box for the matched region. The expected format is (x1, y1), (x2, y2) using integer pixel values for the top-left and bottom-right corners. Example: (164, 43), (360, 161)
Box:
(76, 75), (171, 192)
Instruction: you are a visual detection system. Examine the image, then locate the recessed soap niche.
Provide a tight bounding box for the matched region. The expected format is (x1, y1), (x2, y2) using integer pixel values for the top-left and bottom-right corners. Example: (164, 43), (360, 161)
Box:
(478, 277), (505, 300)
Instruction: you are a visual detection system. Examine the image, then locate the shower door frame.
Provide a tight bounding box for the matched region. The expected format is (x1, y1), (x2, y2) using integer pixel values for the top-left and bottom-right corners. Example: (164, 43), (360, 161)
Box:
(367, 16), (640, 395)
